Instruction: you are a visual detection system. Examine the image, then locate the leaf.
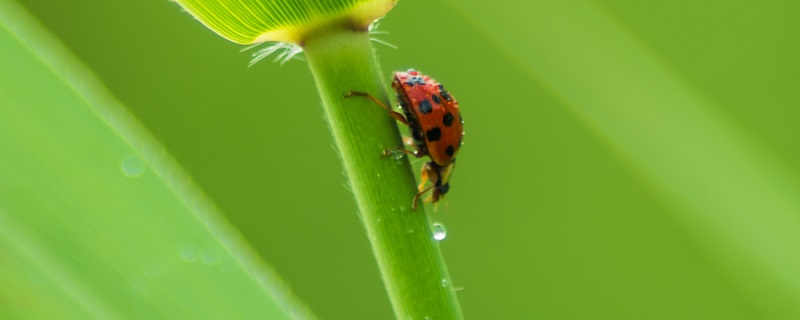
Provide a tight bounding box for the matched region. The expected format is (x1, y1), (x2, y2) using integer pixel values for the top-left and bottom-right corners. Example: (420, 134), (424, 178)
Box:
(173, 0), (396, 44)
(0, 1), (313, 318)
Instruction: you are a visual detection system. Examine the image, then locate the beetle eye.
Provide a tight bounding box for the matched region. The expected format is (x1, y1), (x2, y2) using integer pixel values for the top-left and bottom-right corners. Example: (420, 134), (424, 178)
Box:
(439, 183), (450, 195)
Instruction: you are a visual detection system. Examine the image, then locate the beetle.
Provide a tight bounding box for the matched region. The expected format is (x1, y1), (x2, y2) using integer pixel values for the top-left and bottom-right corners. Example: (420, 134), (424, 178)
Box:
(346, 69), (463, 210)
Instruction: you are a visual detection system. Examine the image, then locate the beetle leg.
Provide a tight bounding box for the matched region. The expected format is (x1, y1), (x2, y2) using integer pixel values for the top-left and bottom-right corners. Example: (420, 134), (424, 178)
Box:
(412, 186), (434, 211)
(345, 91), (410, 126)
(382, 147), (426, 159)
(418, 167), (430, 191)
(421, 162), (440, 187)
(411, 162), (442, 211)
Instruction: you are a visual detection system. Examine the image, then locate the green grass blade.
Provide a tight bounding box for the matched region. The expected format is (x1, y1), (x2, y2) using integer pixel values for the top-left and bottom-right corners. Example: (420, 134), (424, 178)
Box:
(302, 28), (464, 319)
(0, 1), (312, 318)
(173, 0), (395, 44)
(446, 1), (800, 317)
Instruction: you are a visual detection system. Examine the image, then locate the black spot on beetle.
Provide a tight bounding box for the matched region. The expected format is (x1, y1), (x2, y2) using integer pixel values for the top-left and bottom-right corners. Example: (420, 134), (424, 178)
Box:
(445, 145), (455, 157)
(426, 127), (442, 142)
(431, 94), (441, 104)
(438, 84), (452, 101)
(443, 112), (455, 127)
(405, 76), (427, 86)
(418, 99), (433, 114)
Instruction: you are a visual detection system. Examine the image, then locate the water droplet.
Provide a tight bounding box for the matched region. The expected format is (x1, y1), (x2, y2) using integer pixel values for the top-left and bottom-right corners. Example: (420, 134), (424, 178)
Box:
(179, 243), (200, 262)
(432, 223), (447, 241)
(407, 229), (415, 234)
(441, 278), (449, 287)
(385, 149), (405, 160)
(121, 154), (145, 178)
(376, 172), (382, 178)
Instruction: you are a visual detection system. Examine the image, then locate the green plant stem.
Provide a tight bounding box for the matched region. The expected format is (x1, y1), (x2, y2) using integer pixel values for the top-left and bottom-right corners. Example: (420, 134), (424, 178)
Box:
(303, 28), (463, 319)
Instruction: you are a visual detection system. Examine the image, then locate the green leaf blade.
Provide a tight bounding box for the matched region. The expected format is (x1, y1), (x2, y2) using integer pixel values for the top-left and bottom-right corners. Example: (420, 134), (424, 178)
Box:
(174, 0), (396, 44)
(0, 2), (312, 319)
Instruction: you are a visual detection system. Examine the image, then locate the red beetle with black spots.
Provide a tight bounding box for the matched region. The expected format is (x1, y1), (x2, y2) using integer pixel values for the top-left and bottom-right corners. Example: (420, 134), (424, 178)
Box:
(346, 69), (464, 210)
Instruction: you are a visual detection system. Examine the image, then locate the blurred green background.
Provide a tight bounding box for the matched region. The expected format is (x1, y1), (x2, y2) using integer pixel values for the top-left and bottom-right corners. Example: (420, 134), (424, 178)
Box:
(12, 0), (800, 318)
